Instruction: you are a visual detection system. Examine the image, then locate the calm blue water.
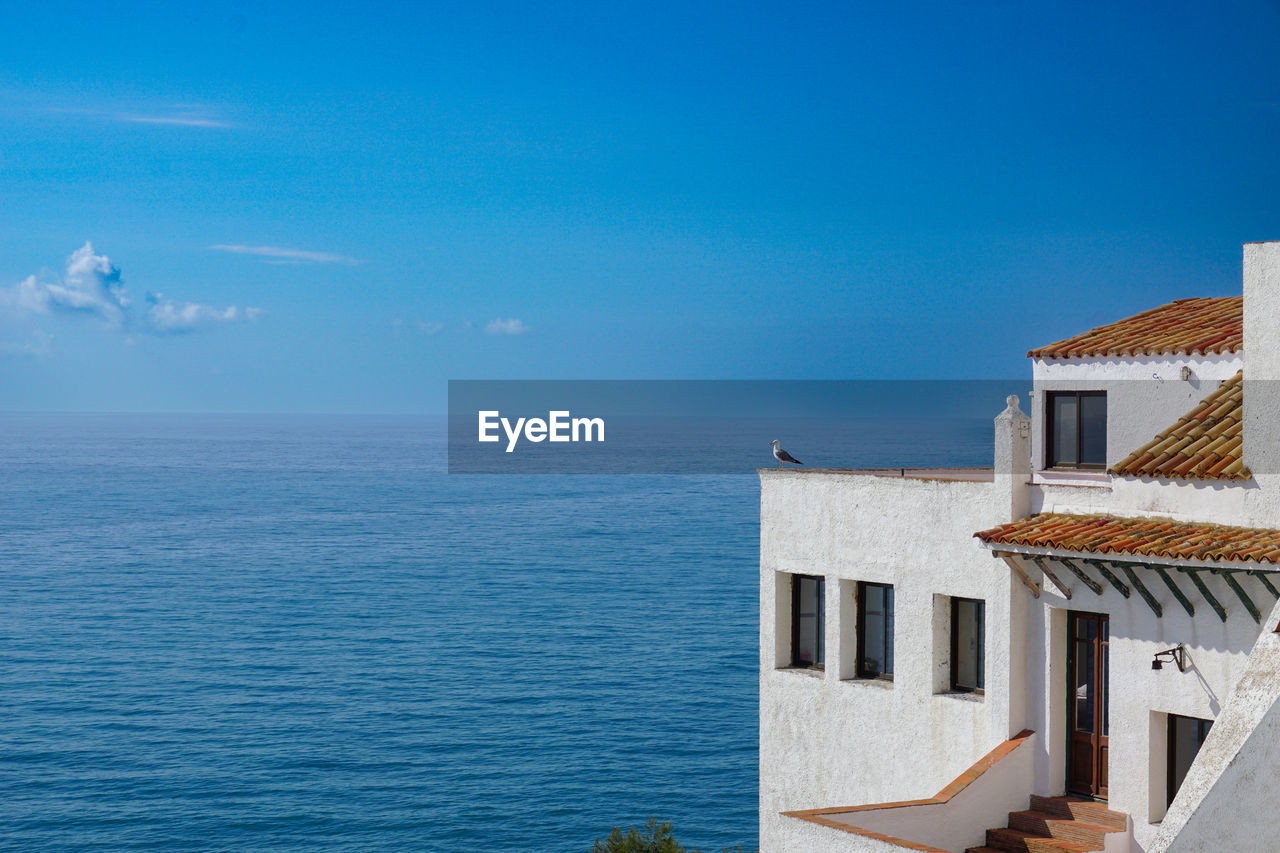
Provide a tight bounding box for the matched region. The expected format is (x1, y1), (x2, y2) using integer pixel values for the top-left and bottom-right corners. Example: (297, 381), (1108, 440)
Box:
(0, 413), (994, 852)
(1, 415), (761, 853)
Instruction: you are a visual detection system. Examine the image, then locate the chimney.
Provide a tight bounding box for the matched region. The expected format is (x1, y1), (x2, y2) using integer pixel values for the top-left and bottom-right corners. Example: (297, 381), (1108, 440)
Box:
(1243, 242), (1280, 481)
(994, 394), (1032, 520)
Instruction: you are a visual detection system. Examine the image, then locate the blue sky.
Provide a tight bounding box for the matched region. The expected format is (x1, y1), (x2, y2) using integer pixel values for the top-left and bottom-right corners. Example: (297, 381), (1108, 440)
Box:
(2, 1), (1279, 412)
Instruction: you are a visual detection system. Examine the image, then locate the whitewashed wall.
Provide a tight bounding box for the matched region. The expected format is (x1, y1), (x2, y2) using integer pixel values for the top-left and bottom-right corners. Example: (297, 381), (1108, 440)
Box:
(815, 732), (1038, 853)
(1028, 354), (1242, 477)
(1016, 555), (1265, 851)
(1153, 598), (1280, 852)
(1032, 479), (1271, 528)
(758, 469), (1020, 852)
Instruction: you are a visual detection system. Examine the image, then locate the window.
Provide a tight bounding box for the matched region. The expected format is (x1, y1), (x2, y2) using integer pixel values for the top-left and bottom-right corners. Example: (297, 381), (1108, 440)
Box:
(857, 582), (894, 680)
(1046, 391), (1107, 469)
(791, 574), (824, 668)
(951, 598), (985, 692)
(1168, 714), (1212, 807)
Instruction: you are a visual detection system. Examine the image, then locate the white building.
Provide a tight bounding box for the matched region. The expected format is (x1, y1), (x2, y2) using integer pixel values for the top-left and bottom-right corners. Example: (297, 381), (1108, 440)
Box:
(758, 241), (1280, 853)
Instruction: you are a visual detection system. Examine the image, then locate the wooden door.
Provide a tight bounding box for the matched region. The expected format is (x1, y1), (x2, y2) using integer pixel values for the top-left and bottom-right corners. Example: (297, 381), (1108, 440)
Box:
(1068, 611), (1109, 798)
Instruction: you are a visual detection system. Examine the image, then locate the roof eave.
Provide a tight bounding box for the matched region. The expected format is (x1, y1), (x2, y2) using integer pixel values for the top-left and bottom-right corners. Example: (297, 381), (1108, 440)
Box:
(979, 541), (1280, 573)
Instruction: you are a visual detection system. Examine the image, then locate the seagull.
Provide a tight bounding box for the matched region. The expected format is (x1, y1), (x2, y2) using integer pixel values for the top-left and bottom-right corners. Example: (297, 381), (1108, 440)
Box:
(770, 439), (803, 469)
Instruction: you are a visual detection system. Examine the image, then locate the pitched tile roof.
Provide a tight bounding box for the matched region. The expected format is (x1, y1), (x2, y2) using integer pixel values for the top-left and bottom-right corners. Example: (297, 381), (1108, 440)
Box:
(975, 512), (1280, 565)
(1109, 372), (1251, 480)
(1027, 296), (1242, 359)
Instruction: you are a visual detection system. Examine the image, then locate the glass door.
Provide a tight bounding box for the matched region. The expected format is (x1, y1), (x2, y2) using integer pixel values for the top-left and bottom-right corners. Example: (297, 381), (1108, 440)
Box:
(1068, 611), (1109, 798)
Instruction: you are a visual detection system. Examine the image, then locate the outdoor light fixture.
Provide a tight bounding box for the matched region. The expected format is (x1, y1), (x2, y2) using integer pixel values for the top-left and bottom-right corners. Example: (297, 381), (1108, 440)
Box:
(1152, 645), (1187, 672)
(1180, 365), (1193, 381)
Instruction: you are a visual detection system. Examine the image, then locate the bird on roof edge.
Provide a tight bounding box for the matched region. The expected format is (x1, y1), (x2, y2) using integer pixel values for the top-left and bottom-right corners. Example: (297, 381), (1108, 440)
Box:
(770, 439), (803, 469)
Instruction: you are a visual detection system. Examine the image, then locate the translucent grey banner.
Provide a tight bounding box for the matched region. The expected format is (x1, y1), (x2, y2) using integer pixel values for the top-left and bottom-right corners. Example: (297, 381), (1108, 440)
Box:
(448, 380), (1032, 474)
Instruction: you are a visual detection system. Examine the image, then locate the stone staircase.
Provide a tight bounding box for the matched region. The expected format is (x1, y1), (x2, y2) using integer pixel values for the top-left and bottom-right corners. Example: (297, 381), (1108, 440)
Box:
(965, 795), (1128, 852)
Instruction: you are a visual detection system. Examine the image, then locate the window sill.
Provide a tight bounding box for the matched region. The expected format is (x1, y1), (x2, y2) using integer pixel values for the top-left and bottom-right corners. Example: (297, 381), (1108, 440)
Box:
(840, 676), (895, 690)
(777, 665), (825, 679)
(1033, 469), (1112, 489)
(935, 690), (985, 704)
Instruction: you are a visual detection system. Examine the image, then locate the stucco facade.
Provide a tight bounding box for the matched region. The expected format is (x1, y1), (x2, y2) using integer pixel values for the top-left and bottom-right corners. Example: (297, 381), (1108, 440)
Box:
(759, 242), (1280, 853)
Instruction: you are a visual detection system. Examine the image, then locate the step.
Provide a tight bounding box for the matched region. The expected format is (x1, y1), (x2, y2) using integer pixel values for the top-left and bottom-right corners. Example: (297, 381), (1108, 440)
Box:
(1028, 795), (1128, 830)
(985, 827), (1096, 853)
(1008, 809), (1113, 848)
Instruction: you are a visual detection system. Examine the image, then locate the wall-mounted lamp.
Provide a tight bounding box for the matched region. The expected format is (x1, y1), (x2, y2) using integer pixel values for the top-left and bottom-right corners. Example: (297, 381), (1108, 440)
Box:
(1152, 645), (1187, 672)
(1180, 365), (1193, 381)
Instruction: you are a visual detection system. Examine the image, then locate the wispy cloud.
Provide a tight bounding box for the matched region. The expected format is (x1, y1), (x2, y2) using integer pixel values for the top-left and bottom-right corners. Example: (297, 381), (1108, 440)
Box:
(0, 329), (54, 359)
(417, 321), (444, 335)
(1, 242), (261, 336)
(122, 115), (230, 128)
(211, 245), (360, 265)
(485, 317), (529, 335)
(48, 104), (232, 129)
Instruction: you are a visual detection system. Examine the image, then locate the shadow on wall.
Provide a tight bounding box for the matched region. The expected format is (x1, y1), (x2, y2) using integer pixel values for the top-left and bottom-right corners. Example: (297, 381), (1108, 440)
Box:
(1184, 654), (1222, 717)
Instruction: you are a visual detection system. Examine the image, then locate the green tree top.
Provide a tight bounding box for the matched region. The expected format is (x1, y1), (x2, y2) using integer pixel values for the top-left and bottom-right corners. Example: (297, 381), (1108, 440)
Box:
(590, 818), (755, 853)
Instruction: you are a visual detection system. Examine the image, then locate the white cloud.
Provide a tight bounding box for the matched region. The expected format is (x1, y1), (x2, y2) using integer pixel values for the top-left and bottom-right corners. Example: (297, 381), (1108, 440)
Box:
(417, 320), (444, 335)
(2, 242), (260, 336)
(7, 242), (130, 326)
(210, 244), (359, 265)
(144, 293), (241, 333)
(485, 317), (529, 335)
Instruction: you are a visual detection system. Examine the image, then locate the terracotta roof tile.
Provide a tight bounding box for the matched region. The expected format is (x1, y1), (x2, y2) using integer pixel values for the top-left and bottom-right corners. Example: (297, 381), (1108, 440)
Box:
(975, 512), (1280, 565)
(1109, 373), (1251, 481)
(1027, 296), (1242, 359)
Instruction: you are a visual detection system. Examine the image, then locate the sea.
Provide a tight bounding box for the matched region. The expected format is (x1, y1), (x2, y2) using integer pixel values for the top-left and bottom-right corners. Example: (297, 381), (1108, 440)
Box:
(0, 413), (997, 852)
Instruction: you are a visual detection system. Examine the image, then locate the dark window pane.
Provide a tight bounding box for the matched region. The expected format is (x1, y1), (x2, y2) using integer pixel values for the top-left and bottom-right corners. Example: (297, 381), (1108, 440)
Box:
(977, 604), (984, 687)
(862, 586), (884, 676)
(1080, 394), (1107, 465)
(1169, 715), (1213, 806)
(1075, 638), (1094, 733)
(814, 579), (824, 665)
(798, 577), (819, 618)
(1048, 392), (1107, 469)
(884, 585), (894, 676)
(953, 598), (984, 691)
(793, 575), (824, 667)
(858, 582), (893, 679)
(1101, 640), (1109, 736)
(796, 615), (816, 662)
(1051, 394), (1079, 466)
